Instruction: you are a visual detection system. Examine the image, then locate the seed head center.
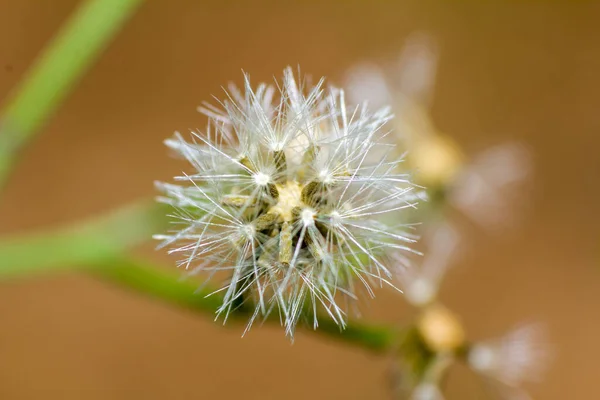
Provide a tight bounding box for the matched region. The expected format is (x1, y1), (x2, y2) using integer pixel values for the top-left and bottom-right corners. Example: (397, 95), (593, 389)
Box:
(269, 181), (302, 222)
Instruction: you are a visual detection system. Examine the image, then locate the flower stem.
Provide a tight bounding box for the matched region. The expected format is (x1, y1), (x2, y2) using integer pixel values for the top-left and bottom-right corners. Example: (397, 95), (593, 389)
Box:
(93, 256), (400, 352)
(0, 198), (400, 351)
(0, 0), (144, 191)
(0, 200), (169, 279)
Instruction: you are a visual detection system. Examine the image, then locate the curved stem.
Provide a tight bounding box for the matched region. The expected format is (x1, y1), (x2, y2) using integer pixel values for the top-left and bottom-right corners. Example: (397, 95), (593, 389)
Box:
(0, 198), (401, 352)
(93, 256), (401, 352)
(0, 201), (169, 278)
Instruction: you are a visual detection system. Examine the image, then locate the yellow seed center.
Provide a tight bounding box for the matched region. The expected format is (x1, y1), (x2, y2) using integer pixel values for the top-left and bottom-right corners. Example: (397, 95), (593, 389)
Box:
(269, 181), (303, 222)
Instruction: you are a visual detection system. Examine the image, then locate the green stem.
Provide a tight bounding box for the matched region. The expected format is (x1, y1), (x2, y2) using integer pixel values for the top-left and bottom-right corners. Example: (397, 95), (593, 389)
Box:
(0, 0), (145, 190)
(0, 200), (169, 279)
(0, 198), (399, 351)
(93, 256), (400, 352)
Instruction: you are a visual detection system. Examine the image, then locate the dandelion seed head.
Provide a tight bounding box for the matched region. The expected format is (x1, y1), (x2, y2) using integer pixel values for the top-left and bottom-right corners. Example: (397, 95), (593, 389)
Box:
(156, 67), (417, 336)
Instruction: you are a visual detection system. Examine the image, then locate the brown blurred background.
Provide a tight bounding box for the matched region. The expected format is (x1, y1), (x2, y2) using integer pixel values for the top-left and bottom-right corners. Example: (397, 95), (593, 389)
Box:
(0, 1), (599, 399)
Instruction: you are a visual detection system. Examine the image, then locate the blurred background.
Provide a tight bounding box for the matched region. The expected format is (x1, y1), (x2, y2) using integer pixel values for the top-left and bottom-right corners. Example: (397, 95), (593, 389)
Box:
(0, 1), (598, 399)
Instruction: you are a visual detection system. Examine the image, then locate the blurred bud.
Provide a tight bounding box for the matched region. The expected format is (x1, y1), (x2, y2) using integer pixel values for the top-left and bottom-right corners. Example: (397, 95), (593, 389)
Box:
(410, 133), (464, 192)
(418, 304), (466, 353)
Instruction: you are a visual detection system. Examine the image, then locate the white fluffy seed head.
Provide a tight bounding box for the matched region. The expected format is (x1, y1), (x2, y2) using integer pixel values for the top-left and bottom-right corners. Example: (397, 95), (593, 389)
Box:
(156, 67), (418, 336)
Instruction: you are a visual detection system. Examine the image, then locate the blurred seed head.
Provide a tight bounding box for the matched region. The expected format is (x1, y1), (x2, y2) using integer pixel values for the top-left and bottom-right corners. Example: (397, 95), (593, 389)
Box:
(468, 324), (550, 398)
(449, 142), (533, 230)
(343, 32), (532, 232)
(344, 31), (544, 399)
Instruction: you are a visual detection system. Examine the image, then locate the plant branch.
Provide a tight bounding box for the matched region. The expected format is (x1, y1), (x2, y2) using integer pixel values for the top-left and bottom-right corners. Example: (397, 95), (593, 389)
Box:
(0, 199), (399, 352)
(0, 200), (169, 279)
(0, 0), (145, 190)
(93, 256), (400, 353)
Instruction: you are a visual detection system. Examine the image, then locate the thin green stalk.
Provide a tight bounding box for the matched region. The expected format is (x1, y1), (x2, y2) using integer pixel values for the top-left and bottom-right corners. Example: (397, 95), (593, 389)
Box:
(0, 0), (144, 190)
(94, 256), (400, 352)
(0, 198), (399, 351)
(0, 200), (168, 278)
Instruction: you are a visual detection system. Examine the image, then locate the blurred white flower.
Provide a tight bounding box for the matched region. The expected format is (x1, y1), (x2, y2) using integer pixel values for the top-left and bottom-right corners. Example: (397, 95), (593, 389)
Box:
(449, 142), (532, 230)
(468, 324), (549, 399)
(345, 32), (546, 399)
(343, 32), (532, 232)
(344, 63), (392, 110)
(412, 383), (445, 400)
(156, 67), (418, 336)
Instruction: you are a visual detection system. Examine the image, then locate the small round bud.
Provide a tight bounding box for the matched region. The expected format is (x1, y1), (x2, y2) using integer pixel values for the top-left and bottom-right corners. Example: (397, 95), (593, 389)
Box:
(411, 135), (463, 187)
(417, 304), (465, 353)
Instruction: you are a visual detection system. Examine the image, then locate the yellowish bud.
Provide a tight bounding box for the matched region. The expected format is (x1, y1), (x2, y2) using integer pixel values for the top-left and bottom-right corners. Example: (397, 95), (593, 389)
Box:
(417, 304), (466, 353)
(411, 134), (463, 188)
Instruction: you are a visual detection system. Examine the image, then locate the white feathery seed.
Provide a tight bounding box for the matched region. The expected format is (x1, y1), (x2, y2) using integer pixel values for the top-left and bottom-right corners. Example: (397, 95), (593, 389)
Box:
(156, 67), (418, 336)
